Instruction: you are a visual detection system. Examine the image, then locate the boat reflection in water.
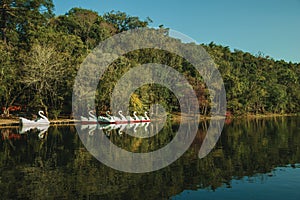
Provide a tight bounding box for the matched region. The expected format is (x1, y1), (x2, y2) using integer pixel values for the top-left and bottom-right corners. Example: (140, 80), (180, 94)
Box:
(19, 124), (50, 139)
(78, 121), (153, 138)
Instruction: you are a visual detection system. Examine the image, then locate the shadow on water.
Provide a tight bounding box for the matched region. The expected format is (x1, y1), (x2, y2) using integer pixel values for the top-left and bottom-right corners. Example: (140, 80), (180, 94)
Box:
(0, 117), (299, 199)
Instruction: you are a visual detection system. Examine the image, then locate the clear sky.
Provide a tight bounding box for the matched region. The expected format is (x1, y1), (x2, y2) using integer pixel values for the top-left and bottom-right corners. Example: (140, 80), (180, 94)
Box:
(52, 0), (300, 63)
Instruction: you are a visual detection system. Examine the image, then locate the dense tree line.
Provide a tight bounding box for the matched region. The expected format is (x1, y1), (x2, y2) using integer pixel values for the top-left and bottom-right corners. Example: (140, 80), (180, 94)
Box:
(203, 43), (300, 115)
(0, 0), (299, 118)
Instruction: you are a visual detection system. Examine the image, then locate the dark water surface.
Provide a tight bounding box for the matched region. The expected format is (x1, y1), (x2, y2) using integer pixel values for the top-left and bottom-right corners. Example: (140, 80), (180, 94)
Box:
(0, 117), (299, 199)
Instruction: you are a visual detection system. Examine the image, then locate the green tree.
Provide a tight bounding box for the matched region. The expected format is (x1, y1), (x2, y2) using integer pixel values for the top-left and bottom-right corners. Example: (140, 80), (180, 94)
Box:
(0, 0), (54, 46)
(103, 10), (152, 33)
(50, 8), (116, 49)
(20, 43), (67, 116)
(0, 42), (22, 116)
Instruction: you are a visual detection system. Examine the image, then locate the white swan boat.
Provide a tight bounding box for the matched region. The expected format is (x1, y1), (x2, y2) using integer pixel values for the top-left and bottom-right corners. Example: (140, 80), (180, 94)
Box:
(19, 111), (50, 125)
(133, 111), (150, 123)
(98, 111), (117, 124)
(80, 111), (98, 124)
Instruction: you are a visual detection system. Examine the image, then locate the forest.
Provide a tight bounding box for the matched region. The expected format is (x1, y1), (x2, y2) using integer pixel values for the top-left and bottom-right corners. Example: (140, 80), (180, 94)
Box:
(0, 0), (299, 119)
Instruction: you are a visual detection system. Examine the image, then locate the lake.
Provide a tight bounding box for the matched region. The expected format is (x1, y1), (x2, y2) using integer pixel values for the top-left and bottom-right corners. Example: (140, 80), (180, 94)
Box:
(0, 117), (299, 199)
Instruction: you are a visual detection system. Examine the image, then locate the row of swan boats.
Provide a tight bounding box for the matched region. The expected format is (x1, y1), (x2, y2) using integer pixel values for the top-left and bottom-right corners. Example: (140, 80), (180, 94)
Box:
(19, 110), (150, 126)
(18, 110), (151, 139)
(81, 111), (150, 124)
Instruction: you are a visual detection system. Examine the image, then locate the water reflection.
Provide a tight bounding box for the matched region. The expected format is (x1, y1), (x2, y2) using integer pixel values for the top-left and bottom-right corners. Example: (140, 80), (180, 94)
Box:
(19, 124), (50, 139)
(0, 117), (299, 199)
(80, 122), (152, 137)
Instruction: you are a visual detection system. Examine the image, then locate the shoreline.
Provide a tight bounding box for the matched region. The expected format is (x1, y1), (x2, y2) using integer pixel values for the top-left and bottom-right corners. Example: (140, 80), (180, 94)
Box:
(0, 118), (78, 127)
(170, 113), (298, 123)
(0, 113), (298, 127)
(234, 113), (298, 120)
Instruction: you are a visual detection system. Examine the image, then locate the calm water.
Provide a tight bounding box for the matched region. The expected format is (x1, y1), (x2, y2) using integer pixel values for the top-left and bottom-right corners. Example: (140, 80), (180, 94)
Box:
(0, 117), (299, 199)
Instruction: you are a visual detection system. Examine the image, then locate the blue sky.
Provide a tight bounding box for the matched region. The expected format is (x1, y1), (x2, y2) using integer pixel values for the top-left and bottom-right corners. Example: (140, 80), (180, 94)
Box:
(52, 0), (300, 63)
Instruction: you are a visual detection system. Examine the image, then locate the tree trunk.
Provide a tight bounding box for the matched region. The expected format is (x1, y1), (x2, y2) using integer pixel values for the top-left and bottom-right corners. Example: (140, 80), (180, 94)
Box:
(40, 99), (48, 117)
(3, 107), (10, 117)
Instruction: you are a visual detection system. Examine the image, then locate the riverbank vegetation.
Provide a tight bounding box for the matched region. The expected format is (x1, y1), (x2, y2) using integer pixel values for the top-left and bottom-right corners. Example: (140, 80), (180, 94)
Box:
(1, 0), (299, 119)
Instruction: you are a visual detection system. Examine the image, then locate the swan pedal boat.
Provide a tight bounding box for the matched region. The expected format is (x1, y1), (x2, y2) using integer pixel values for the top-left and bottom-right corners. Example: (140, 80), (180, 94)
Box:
(19, 111), (50, 126)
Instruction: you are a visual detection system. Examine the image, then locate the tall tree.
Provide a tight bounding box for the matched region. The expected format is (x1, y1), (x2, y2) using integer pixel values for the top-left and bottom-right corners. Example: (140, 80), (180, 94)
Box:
(0, 0), (54, 46)
(50, 8), (116, 49)
(20, 43), (66, 116)
(103, 10), (152, 33)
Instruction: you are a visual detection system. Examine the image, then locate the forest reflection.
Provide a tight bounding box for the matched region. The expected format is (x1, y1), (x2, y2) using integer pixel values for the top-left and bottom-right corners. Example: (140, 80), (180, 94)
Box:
(0, 117), (299, 199)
